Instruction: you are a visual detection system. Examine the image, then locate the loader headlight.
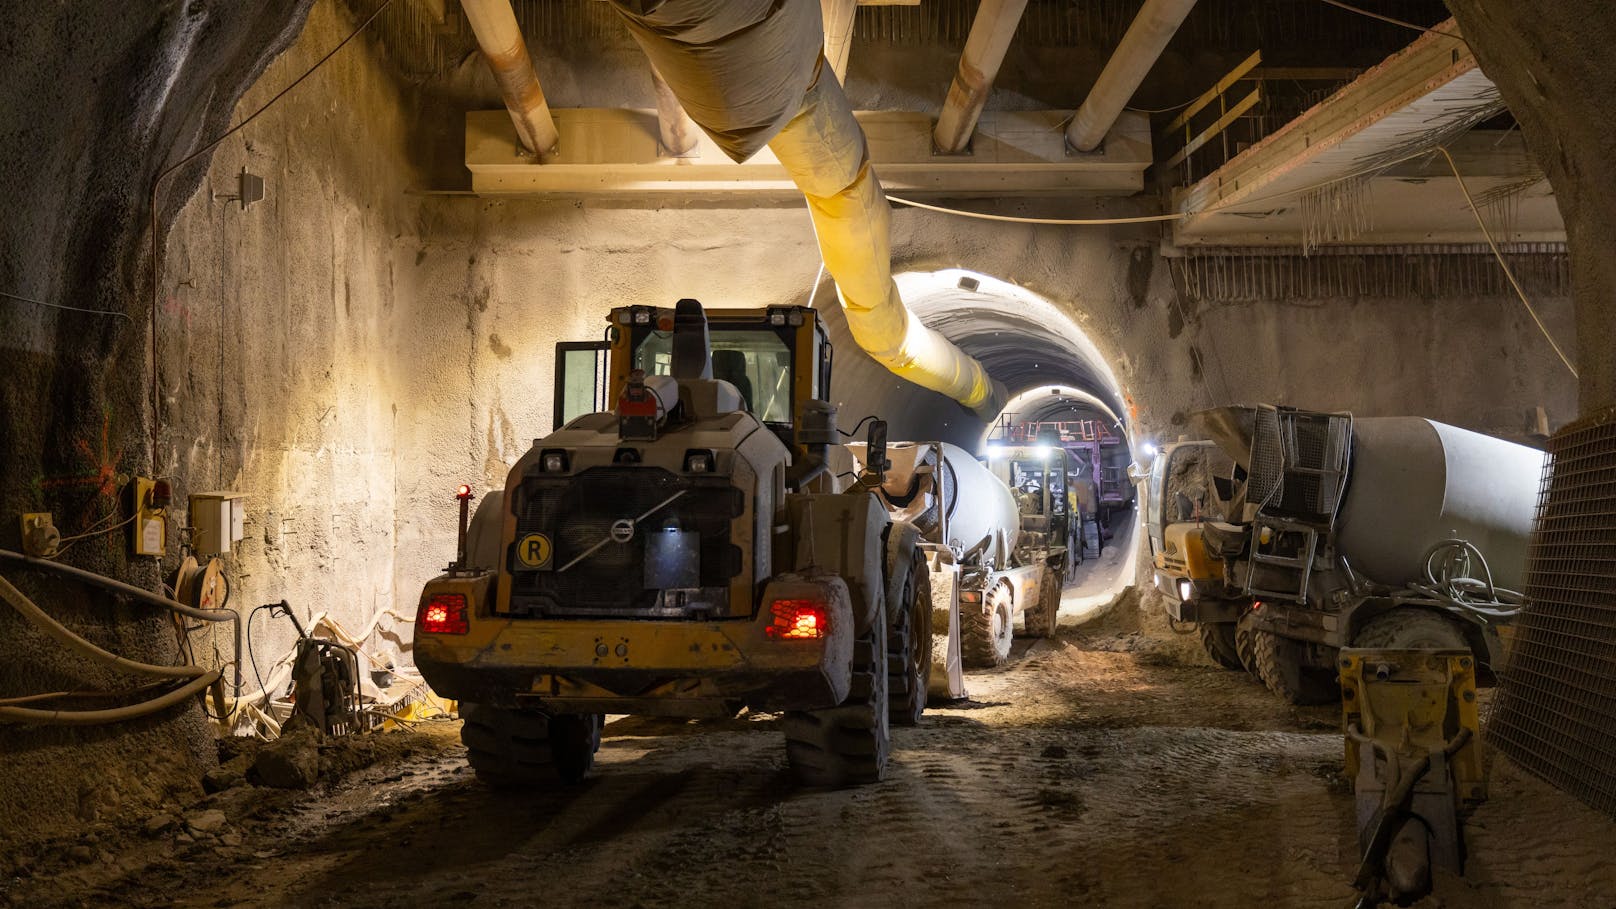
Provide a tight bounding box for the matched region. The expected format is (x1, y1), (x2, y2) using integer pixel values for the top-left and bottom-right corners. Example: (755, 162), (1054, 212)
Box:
(633, 309), (652, 325)
(684, 449), (714, 473)
(540, 449), (569, 473)
(1177, 578), (1195, 602)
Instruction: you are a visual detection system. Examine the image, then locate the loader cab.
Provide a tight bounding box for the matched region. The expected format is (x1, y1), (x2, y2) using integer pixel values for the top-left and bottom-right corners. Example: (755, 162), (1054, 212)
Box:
(552, 302), (833, 458)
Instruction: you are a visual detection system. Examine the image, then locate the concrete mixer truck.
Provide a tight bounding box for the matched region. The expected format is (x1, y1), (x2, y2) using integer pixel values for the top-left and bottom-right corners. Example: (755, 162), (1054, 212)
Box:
(850, 440), (1069, 669)
(1149, 404), (1543, 704)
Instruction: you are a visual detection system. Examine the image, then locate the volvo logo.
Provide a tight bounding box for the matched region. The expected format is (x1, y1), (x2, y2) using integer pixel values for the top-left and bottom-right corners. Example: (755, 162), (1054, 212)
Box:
(610, 519), (636, 543)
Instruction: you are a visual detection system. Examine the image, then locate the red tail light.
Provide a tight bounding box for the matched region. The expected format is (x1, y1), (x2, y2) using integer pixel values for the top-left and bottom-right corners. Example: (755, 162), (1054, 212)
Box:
(420, 593), (470, 635)
(766, 599), (829, 639)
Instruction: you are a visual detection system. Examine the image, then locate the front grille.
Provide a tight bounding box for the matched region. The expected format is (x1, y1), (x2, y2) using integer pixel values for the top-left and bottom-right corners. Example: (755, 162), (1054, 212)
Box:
(507, 466), (744, 618)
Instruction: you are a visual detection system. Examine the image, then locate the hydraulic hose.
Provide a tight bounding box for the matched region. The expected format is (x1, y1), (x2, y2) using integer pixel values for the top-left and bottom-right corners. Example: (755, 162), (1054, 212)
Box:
(0, 672), (219, 726)
(0, 569), (218, 726)
(0, 548), (242, 694)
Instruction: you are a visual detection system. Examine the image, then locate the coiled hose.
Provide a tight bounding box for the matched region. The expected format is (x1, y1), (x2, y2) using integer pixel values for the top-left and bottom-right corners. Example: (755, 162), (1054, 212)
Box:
(0, 571), (219, 726)
(1405, 538), (1526, 620)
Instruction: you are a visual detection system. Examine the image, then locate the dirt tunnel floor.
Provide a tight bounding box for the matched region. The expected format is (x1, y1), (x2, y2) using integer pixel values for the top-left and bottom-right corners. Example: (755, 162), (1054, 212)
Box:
(10, 619), (1616, 908)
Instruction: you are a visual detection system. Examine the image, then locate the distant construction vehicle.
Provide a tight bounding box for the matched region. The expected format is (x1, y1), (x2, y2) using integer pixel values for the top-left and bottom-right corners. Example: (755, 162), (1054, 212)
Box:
(1147, 405), (1542, 704)
(851, 440), (1068, 671)
(414, 300), (958, 788)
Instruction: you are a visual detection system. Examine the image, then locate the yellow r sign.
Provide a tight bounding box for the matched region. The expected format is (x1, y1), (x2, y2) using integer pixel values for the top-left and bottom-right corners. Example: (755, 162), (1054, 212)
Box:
(516, 533), (552, 569)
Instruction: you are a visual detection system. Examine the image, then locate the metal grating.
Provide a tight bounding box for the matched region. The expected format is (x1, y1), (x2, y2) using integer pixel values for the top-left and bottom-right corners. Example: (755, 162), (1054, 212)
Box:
(1247, 406), (1285, 510)
(1488, 408), (1616, 818)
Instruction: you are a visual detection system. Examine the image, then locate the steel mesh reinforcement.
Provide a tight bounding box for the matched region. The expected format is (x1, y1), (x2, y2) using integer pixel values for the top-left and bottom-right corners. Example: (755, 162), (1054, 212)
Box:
(1488, 408), (1616, 817)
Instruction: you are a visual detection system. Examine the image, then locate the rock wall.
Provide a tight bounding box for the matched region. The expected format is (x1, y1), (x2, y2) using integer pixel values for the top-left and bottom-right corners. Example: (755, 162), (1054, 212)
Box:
(0, 0), (313, 849)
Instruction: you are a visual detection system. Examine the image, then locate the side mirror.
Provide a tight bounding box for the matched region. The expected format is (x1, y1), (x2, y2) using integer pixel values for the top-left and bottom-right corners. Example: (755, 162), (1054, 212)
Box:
(863, 419), (890, 485)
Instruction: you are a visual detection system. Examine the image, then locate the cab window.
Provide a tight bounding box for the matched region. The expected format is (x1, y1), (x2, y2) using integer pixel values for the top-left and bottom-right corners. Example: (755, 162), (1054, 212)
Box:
(633, 328), (793, 424)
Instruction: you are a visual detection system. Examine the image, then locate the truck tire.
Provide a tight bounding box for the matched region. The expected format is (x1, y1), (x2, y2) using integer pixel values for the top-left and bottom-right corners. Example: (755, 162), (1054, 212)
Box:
(1197, 622), (1243, 670)
(460, 703), (603, 788)
(1252, 630), (1339, 705)
(1235, 619), (1260, 675)
(887, 549), (932, 727)
(962, 582), (1014, 668)
(1022, 568), (1062, 639)
(1353, 609), (1469, 651)
(784, 604), (891, 787)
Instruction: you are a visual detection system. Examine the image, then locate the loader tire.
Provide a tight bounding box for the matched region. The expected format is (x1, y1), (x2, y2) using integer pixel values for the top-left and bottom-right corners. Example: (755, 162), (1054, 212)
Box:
(785, 605), (891, 787)
(887, 549), (932, 727)
(1252, 630), (1339, 706)
(1235, 620), (1260, 675)
(1022, 569), (1062, 639)
(461, 703), (603, 788)
(962, 582), (1014, 668)
(1198, 622), (1243, 670)
(1353, 609), (1469, 651)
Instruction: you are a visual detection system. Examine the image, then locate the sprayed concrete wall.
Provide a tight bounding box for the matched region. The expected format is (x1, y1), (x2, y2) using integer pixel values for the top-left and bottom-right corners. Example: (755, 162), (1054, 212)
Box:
(158, 2), (430, 695)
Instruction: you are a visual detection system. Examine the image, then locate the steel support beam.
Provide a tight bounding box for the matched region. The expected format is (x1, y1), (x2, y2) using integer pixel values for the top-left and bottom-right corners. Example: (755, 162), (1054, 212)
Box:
(1065, 0), (1197, 153)
(461, 0), (558, 158)
(932, 0), (1029, 154)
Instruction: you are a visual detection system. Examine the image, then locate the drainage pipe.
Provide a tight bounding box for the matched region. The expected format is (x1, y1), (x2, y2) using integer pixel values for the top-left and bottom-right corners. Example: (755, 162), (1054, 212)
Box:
(1064, 0), (1197, 153)
(461, 0), (559, 158)
(933, 0), (1029, 154)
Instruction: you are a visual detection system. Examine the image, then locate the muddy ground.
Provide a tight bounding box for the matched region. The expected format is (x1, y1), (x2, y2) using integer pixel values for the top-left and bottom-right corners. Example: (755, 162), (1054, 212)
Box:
(6, 583), (1616, 909)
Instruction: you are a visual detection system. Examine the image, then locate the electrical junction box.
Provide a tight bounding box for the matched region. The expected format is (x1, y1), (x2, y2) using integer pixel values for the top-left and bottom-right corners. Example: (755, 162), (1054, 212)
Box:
(190, 492), (246, 555)
(129, 477), (166, 557)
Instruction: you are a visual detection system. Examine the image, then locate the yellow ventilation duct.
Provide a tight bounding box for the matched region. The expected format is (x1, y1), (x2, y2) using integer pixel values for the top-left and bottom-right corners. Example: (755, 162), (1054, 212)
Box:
(609, 0), (1007, 418)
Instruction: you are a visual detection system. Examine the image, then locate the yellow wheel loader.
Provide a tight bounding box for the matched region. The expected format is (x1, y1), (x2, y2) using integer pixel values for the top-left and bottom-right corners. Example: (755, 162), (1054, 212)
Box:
(414, 299), (951, 788)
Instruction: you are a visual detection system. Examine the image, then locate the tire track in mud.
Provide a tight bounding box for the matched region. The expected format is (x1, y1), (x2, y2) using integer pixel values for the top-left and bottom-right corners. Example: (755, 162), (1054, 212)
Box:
(31, 631), (1616, 909)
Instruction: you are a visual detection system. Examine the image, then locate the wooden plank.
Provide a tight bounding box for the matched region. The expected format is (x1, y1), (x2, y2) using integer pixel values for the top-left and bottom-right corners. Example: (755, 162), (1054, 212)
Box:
(1161, 50), (1262, 136)
(465, 108), (1152, 197)
(1160, 88), (1261, 170)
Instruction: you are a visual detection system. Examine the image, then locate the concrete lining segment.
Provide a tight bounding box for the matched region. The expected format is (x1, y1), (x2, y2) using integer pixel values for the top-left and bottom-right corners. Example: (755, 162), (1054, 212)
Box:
(465, 109), (1151, 196)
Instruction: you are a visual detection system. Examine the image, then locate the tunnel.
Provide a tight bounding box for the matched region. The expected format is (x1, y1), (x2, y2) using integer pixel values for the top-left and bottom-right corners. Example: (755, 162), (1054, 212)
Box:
(3, 1), (1616, 905)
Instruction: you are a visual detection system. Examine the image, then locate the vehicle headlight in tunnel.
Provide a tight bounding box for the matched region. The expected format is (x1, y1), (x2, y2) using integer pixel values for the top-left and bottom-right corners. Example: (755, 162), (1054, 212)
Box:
(1177, 578), (1194, 602)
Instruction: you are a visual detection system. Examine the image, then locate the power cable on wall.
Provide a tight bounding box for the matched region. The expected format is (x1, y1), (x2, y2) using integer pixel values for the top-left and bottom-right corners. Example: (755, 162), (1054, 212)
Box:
(147, 0), (395, 472)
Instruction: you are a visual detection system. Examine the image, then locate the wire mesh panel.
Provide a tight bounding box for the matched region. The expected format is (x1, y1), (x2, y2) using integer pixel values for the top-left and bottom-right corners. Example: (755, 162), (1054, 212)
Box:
(1247, 406), (1285, 510)
(1488, 408), (1616, 817)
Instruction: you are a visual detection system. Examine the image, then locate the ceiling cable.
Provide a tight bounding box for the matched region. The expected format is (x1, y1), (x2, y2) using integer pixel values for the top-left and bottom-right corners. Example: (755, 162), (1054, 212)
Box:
(1439, 145), (1578, 378)
(0, 289), (134, 325)
(886, 195), (1186, 225)
(1315, 0), (1466, 42)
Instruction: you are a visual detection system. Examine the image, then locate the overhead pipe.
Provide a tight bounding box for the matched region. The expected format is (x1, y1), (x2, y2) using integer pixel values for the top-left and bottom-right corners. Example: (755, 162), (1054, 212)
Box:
(820, 0), (858, 83)
(933, 0), (1029, 154)
(1064, 0), (1198, 153)
(461, 0), (559, 158)
(609, 0), (1007, 418)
